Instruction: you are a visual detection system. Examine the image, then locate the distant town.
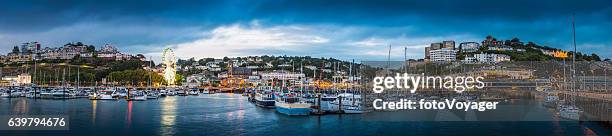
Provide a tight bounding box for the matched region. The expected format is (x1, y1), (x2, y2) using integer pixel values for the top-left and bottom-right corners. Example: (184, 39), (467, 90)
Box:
(425, 35), (604, 63)
(0, 35), (607, 89)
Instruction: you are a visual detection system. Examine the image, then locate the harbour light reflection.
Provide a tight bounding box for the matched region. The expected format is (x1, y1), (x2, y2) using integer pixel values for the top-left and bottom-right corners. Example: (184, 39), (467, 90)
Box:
(91, 100), (97, 125)
(127, 101), (132, 127)
(160, 97), (177, 135)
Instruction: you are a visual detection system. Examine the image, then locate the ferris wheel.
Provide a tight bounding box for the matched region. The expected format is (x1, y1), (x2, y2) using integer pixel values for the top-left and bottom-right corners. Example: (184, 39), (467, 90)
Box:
(162, 48), (176, 86)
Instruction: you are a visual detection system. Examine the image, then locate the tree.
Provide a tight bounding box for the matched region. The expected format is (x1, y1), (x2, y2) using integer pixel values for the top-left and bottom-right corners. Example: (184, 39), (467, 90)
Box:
(86, 45), (96, 52)
(591, 53), (601, 61)
(12, 46), (19, 53)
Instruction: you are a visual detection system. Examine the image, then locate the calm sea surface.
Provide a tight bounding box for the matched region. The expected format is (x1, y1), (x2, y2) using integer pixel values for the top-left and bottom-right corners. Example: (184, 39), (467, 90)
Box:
(1, 93), (610, 136)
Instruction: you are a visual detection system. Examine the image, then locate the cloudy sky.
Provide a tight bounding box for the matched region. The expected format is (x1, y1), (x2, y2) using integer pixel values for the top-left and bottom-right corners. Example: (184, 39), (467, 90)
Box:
(0, 0), (610, 62)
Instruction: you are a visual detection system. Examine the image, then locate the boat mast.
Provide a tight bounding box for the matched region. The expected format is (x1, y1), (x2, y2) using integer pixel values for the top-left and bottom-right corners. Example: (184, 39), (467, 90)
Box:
(571, 13), (577, 106)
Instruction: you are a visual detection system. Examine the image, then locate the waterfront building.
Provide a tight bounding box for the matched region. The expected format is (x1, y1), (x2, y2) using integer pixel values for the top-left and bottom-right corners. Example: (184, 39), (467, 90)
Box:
(460, 42), (480, 53)
(429, 48), (457, 62)
(0, 73), (31, 86)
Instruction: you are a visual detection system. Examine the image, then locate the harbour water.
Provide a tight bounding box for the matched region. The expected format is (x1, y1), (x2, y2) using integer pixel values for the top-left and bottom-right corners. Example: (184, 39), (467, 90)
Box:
(1, 93), (610, 136)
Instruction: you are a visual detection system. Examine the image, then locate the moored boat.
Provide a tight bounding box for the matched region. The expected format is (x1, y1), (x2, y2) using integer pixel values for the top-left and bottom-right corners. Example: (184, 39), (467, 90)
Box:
(90, 89), (117, 100)
(254, 90), (275, 108)
(132, 91), (148, 101)
(275, 93), (311, 116)
(330, 93), (364, 114)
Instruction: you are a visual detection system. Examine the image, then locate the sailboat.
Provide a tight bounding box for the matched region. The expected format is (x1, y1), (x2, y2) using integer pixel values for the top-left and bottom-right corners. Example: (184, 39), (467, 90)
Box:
(333, 59), (364, 114)
(145, 58), (158, 99)
(558, 13), (582, 121)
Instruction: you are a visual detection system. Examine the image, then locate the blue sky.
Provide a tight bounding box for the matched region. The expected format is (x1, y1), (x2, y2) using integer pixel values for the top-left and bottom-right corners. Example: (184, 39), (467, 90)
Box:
(0, 0), (610, 62)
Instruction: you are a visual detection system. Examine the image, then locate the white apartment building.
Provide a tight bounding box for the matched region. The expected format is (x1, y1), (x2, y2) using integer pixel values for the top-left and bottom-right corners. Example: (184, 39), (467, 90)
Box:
(429, 48), (457, 62)
(474, 53), (511, 63)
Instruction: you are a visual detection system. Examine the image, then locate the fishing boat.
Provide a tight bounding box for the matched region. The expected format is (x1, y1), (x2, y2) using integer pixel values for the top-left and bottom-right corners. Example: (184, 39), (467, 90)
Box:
(275, 93), (311, 116)
(254, 89), (275, 108)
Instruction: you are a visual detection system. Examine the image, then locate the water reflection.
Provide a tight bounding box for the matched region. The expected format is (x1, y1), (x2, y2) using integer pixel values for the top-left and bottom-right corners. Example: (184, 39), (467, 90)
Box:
(160, 97), (177, 135)
(92, 100), (97, 125)
(12, 99), (28, 114)
(127, 101), (132, 127)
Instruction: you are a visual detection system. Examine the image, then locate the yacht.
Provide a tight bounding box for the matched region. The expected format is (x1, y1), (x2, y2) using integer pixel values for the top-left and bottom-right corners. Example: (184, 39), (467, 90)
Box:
(331, 93), (364, 114)
(131, 91), (148, 101)
(1, 89), (23, 98)
(50, 89), (75, 99)
(543, 92), (559, 108)
(159, 89), (167, 97)
(90, 89), (117, 100)
(316, 94), (338, 113)
(40, 89), (54, 99)
(275, 93), (312, 116)
(188, 88), (199, 95)
(254, 90), (275, 108)
(559, 105), (581, 120)
(202, 88), (211, 94)
(167, 90), (176, 96)
(116, 88), (128, 99)
(25, 89), (42, 98)
(146, 90), (159, 99)
(177, 89), (187, 96)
